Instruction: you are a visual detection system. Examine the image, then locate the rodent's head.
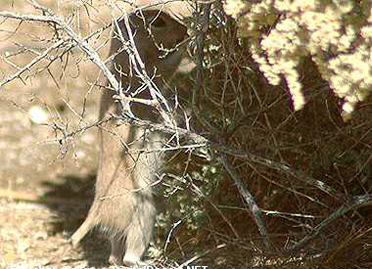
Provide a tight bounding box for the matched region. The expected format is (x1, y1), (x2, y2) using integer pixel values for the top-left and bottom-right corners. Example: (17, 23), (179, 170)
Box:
(111, 10), (189, 82)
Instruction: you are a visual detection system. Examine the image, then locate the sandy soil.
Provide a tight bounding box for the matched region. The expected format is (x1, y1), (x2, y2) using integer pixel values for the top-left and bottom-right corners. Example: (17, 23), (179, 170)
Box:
(0, 1), (119, 268)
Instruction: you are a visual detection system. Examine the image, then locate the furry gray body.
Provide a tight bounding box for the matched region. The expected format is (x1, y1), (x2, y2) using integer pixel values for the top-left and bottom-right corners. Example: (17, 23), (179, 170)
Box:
(71, 10), (187, 266)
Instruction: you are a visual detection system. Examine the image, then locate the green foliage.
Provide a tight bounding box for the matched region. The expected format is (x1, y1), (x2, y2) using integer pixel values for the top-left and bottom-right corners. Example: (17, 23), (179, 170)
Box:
(157, 149), (224, 234)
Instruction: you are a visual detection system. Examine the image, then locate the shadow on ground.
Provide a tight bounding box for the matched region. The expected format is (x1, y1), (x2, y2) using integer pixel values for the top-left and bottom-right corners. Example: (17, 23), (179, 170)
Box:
(42, 173), (112, 268)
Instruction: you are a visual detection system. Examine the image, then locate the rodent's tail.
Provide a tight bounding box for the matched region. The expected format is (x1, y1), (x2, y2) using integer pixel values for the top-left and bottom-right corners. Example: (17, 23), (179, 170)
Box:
(71, 206), (96, 247)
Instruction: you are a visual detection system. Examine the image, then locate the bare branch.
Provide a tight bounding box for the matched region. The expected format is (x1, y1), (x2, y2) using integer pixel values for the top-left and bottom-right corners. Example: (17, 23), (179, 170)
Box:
(287, 194), (372, 252)
(220, 153), (270, 249)
(0, 11), (120, 92)
(118, 11), (175, 125)
(0, 39), (65, 89)
(217, 144), (345, 203)
(115, 113), (347, 205)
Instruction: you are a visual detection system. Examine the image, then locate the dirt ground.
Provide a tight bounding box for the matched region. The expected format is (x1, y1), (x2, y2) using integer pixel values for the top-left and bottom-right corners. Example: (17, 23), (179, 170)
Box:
(0, 1), (120, 268)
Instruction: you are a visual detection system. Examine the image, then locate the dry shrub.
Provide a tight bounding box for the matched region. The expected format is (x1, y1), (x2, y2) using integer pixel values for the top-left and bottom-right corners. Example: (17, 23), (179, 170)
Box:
(160, 2), (372, 268)
(1, 1), (372, 268)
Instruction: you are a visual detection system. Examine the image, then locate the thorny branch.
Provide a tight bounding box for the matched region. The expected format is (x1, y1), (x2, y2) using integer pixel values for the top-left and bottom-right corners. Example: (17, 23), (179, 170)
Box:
(0, 11), (119, 91)
(287, 194), (372, 252)
(0, 39), (65, 88)
(114, 114), (343, 206)
(114, 11), (175, 126)
(1, 2), (367, 260)
(192, 2), (219, 134)
(220, 153), (270, 248)
(191, 3), (269, 244)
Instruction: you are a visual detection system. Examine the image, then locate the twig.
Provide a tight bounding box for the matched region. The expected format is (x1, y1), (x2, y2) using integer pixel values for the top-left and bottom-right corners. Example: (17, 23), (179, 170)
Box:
(115, 114), (208, 144)
(0, 11), (56, 23)
(262, 209), (320, 219)
(175, 243), (226, 269)
(191, 182), (240, 238)
(0, 39), (65, 89)
(0, 11), (120, 92)
(164, 219), (182, 254)
(114, 113), (347, 205)
(192, 3), (220, 134)
(216, 144), (345, 203)
(113, 92), (158, 107)
(28, 0), (55, 16)
(219, 205), (321, 219)
(116, 11), (175, 124)
(287, 194), (372, 252)
(220, 153), (270, 249)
